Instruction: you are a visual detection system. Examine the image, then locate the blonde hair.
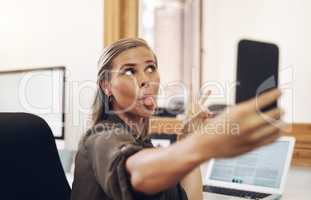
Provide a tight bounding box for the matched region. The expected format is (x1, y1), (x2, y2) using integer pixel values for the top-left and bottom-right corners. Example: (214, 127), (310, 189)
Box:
(92, 38), (157, 125)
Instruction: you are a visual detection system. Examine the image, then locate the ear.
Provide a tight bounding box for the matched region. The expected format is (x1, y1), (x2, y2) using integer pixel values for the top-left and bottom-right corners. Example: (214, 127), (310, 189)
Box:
(100, 80), (112, 96)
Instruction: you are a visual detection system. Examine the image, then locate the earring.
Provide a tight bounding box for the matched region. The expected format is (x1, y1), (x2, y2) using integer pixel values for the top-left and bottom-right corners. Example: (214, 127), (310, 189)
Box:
(108, 95), (113, 102)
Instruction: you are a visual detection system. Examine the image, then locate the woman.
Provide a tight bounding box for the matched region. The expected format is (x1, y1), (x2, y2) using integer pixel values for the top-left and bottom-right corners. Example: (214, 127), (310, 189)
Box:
(71, 38), (283, 200)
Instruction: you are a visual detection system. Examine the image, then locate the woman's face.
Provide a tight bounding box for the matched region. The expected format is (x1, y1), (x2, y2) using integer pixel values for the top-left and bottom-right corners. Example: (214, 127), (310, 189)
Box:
(103, 46), (160, 118)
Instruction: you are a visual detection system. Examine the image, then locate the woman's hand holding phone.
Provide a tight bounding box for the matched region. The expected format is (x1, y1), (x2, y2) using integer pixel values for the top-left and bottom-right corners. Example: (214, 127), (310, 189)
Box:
(193, 88), (285, 161)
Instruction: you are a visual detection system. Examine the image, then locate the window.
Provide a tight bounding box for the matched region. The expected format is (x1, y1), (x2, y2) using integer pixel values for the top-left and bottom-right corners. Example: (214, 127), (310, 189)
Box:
(139, 0), (202, 115)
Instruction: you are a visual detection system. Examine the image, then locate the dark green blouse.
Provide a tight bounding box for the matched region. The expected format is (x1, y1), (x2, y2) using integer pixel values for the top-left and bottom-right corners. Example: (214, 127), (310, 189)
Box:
(71, 114), (188, 200)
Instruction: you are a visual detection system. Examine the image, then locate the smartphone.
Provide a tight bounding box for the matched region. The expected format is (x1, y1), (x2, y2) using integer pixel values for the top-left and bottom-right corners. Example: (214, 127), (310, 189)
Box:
(236, 39), (279, 111)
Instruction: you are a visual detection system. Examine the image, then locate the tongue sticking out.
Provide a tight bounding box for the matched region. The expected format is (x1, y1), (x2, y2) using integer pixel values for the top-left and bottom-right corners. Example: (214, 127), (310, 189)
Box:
(143, 96), (156, 109)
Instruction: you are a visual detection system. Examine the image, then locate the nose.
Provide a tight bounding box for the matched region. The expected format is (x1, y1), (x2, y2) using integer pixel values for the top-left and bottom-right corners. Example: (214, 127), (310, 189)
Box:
(139, 71), (150, 88)
(140, 79), (149, 88)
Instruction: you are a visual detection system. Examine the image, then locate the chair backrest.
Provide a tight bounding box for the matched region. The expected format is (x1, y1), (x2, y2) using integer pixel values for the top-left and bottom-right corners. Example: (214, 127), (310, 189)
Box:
(0, 113), (71, 200)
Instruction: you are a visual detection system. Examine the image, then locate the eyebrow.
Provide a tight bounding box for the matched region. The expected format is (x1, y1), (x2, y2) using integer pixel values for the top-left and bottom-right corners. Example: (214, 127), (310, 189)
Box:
(145, 60), (156, 64)
(120, 60), (156, 70)
(120, 63), (137, 71)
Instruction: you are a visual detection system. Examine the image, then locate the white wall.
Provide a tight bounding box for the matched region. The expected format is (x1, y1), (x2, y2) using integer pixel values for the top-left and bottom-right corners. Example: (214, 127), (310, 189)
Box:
(202, 0), (311, 123)
(0, 0), (103, 149)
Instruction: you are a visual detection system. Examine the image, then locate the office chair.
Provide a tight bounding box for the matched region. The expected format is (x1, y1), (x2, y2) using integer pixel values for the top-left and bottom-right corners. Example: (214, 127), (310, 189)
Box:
(0, 113), (71, 200)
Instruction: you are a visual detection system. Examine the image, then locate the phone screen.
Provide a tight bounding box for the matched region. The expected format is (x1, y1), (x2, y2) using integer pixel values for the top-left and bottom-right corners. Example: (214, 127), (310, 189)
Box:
(236, 39), (279, 111)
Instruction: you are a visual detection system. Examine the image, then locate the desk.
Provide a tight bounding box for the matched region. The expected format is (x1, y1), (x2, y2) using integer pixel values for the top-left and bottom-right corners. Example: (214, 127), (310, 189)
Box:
(282, 166), (311, 200)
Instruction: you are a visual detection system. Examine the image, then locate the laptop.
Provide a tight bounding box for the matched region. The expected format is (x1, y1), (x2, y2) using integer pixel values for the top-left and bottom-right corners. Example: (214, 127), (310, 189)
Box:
(202, 136), (295, 200)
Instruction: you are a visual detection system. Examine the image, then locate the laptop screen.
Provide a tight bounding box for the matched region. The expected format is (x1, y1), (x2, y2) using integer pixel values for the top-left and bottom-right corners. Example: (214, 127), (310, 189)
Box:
(209, 141), (290, 189)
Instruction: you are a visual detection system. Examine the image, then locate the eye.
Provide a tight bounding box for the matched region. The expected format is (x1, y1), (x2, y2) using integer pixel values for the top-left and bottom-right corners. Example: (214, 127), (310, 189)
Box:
(146, 64), (157, 73)
(124, 68), (135, 76)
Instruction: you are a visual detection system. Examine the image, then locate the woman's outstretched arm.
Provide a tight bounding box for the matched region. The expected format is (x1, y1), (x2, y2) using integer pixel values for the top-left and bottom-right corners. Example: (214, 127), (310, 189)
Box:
(126, 132), (209, 195)
(181, 166), (203, 200)
(126, 89), (284, 195)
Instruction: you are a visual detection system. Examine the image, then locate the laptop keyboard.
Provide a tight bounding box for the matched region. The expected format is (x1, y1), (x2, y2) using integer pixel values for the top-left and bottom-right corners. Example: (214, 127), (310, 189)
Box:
(203, 185), (271, 199)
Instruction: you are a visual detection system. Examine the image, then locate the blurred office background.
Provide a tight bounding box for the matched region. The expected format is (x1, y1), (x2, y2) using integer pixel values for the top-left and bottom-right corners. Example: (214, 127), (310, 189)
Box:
(0, 0), (310, 169)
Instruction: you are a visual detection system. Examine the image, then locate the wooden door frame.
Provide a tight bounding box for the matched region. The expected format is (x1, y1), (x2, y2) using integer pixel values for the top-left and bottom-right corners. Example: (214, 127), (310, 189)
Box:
(104, 0), (139, 46)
